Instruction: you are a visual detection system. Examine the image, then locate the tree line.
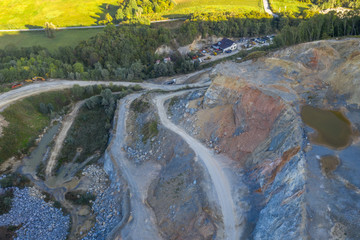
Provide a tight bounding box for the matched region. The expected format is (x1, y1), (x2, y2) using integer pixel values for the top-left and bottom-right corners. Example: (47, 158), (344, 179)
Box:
(0, 11), (359, 86)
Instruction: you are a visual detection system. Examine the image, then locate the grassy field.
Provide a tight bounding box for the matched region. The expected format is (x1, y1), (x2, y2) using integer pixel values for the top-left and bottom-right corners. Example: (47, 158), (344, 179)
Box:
(166, 0), (264, 17)
(0, 28), (103, 51)
(269, 0), (312, 15)
(0, 0), (118, 29)
(0, 0), (264, 30)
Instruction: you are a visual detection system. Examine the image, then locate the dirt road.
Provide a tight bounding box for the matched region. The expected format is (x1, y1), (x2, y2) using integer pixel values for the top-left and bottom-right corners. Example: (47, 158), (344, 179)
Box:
(45, 100), (85, 176)
(263, 0), (278, 17)
(155, 92), (240, 240)
(0, 79), (210, 112)
(105, 94), (162, 240)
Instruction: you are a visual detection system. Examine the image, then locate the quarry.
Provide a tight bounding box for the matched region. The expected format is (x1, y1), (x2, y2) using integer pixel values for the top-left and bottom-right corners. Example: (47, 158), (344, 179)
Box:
(0, 38), (360, 239)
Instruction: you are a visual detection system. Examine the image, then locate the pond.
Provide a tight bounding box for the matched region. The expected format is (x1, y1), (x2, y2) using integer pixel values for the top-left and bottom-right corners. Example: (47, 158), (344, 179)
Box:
(301, 105), (352, 149)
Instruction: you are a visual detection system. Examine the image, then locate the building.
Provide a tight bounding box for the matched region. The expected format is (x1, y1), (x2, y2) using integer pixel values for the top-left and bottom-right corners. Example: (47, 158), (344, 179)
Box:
(213, 38), (237, 52)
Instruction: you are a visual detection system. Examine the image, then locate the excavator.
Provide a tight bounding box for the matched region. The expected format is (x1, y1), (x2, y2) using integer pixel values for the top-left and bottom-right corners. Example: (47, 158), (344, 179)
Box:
(32, 76), (46, 81)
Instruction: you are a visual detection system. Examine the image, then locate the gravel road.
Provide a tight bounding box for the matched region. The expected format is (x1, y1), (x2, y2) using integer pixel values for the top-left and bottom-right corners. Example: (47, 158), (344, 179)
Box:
(155, 91), (241, 240)
(105, 94), (162, 240)
(0, 79), (210, 112)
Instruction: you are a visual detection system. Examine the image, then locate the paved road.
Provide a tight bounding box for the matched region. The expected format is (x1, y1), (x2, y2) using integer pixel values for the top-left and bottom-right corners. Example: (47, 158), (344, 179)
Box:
(263, 0), (279, 17)
(0, 18), (186, 32)
(155, 92), (240, 240)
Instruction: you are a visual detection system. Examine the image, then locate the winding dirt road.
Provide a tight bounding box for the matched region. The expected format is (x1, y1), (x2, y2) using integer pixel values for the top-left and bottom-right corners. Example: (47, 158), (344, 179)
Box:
(106, 94), (162, 240)
(0, 79), (209, 112)
(45, 100), (85, 176)
(155, 92), (240, 240)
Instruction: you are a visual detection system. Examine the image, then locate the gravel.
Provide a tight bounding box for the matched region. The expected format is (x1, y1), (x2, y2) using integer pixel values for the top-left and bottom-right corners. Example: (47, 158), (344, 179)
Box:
(82, 165), (123, 240)
(0, 187), (70, 240)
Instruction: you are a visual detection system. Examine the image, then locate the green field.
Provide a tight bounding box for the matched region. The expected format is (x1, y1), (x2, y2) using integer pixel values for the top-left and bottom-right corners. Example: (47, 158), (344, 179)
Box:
(0, 0), (264, 30)
(166, 0), (263, 17)
(0, 0), (119, 29)
(0, 28), (103, 51)
(269, 0), (312, 15)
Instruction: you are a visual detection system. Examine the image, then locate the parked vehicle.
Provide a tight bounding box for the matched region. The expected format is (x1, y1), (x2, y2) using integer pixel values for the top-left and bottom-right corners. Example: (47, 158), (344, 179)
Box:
(225, 50), (232, 53)
(12, 83), (23, 89)
(32, 76), (45, 81)
(25, 79), (33, 83)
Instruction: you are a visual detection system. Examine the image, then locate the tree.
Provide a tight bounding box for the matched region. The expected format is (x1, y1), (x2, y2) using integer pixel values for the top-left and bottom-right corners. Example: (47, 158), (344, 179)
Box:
(105, 13), (113, 23)
(39, 103), (48, 114)
(73, 62), (84, 73)
(116, 9), (125, 21)
(44, 22), (56, 38)
(47, 103), (54, 113)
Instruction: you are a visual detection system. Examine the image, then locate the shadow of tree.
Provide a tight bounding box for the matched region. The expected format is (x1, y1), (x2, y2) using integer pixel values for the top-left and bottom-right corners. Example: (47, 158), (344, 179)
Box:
(25, 24), (44, 29)
(91, 3), (119, 24)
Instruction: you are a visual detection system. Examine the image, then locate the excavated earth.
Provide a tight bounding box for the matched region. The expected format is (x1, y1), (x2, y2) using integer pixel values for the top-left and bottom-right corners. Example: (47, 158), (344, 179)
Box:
(168, 38), (360, 239)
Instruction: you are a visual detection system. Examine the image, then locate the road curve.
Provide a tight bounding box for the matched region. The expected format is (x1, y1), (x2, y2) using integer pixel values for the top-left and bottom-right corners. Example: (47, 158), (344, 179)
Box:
(0, 79), (210, 112)
(155, 92), (240, 240)
(45, 100), (85, 176)
(106, 93), (162, 240)
(263, 0), (279, 17)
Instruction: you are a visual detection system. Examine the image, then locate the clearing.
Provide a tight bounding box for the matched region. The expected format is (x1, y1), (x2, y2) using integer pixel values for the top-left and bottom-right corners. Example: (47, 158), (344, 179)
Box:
(0, 28), (103, 51)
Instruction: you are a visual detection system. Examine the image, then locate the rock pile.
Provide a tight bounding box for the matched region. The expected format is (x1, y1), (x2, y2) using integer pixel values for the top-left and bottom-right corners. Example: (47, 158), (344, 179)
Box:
(0, 187), (70, 240)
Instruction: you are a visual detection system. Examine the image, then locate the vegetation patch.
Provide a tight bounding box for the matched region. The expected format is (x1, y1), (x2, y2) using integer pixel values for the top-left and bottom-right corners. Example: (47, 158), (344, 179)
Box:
(0, 173), (31, 189)
(141, 120), (159, 143)
(131, 98), (150, 113)
(243, 51), (268, 61)
(0, 225), (20, 240)
(0, 190), (14, 215)
(0, 173), (31, 215)
(57, 88), (134, 169)
(0, 84), (129, 164)
(0, 91), (71, 163)
(65, 191), (96, 207)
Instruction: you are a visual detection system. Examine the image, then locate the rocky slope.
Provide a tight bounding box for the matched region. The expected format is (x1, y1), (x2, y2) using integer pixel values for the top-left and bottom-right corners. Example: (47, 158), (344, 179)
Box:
(168, 38), (360, 239)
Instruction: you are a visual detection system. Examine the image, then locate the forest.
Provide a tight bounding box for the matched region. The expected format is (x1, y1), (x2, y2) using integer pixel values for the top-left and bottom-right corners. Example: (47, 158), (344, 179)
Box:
(0, 10), (359, 86)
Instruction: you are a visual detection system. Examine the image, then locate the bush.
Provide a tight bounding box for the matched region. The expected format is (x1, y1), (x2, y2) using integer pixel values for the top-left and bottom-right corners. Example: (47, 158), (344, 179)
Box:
(131, 99), (150, 113)
(65, 191), (96, 206)
(141, 120), (158, 143)
(0, 173), (30, 188)
(0, 190), (14, 214)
